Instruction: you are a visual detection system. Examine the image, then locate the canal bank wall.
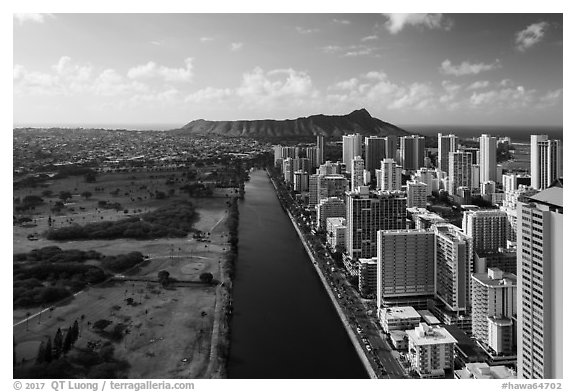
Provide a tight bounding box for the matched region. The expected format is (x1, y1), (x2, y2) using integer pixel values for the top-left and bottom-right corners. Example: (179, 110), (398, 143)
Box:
(267, 169), (377, 379)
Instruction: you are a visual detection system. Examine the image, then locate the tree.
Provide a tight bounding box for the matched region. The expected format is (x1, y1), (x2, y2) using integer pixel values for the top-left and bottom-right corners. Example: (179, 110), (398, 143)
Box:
(59, 191), (72, 202)
(81, 191), (92, 200)
(199, 272), (213, 284)
(36, 340), (46, 364)
(71, 320), (79, 343)
(157, 270), (170, 288)
(63, 327), (73, 353)
(22, 195), (44, 207)
(85, 171), (97, 183)
(53, 328), (63, 358)
(44, 338), (53, 363)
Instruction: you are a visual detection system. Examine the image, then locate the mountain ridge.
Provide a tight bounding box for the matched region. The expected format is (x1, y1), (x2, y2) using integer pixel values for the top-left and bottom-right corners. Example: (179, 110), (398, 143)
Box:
(170, 109), (411, 138)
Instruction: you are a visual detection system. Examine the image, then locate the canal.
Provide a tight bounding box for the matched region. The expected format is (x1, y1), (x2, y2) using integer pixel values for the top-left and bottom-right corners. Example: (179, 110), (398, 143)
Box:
(227, 170), (368, 378)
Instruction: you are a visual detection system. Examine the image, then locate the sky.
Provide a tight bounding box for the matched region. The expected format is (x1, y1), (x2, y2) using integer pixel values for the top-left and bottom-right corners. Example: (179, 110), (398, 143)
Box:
(13, 13), (563, 128)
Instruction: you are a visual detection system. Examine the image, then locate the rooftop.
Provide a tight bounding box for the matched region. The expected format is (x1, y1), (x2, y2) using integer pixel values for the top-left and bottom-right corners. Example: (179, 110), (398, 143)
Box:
(529, 186), (563, 208)
(472, 269), (517, 287)
(383, 306), (421, 320)
(406, 323), (457, 346)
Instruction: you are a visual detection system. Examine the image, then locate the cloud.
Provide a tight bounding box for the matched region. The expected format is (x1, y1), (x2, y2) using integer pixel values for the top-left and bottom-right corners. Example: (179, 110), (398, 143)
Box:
(537, 88), (562, 108)
(127, 58), (194, 83)
(14, 13), (54, 24)
(185, 67), (319, 113)
(382, 13), (452, 34)
(328, 71), (435, 111)
(13, 56), (179, 99)
(467, 80), (490, 90)
(440, 59), (501, 76)
(361, 35), (378, 41)
(296, 26), (320, 34)
(186, 87), (233, 103)
(322, 44), (379, 57)
(200, 37), (215, 43)
(322, 45), (342, 54)
(230, 42), (244, 52)
(333, 19), (351, 25)
(515, 22), (549, 52)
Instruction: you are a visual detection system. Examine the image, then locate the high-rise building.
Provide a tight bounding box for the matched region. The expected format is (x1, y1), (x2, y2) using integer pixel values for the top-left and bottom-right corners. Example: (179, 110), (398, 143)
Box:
(448, 151), (472, 195)
(342, 134), (363, 173)
(318, 160), (344, 176)
(376, 229), (436, 310)
(365, 136), (388, 174)
(318, 175), (348, 204)
(479, 134), (497, 183)
(292, 170), (309, 192)
(308, 174), (319, 206)
(500, 185), (539, 242)
(345, 187), (407, 260)
(316, 134), (325, 165)
(462, 210), (508, 253)
(316, 197), (346, 230)
(434, 223), (473, 312)
(481, 180), (496, 196)
(407, 180), (427, 208)
(283, 157), (294, 183)
(413, 167), (439, 196)
(304, 147), (319, 169)
(386, 135), (399, 162)
(471, 164), (481, 191)
(461, 147), (480, 165)
(530, 135), (562, 190)
(351, 156), (365, 191)
(359, 257), (378, 298)
(471, 268), (517, 355)
(400, 135), (425, 171)
(517, 187), (563, 379)
(406, 323), (457, 379)
(326, 217), (346, 251)
(438, 133), (458, 174)
(379, 158), (402, 191)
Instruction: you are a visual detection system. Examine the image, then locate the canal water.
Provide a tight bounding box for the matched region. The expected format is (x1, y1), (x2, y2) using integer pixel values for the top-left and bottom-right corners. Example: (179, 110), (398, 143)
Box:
(227, 170), (368, 378)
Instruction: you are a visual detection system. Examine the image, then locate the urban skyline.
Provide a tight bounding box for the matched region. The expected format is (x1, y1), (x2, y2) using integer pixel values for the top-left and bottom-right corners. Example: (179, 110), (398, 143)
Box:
(13, 10), (565, 384)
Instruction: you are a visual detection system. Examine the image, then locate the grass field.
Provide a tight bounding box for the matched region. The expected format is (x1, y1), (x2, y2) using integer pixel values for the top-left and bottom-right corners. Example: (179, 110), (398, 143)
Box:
(14, 171), (235, 378)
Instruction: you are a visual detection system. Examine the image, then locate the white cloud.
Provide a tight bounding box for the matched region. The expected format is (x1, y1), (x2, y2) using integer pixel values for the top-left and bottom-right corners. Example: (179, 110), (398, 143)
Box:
(296, 26), (320, 34)
(230, 42), (244, 52)
(333, 19), (351, 25)
(469, 85), (535, 110)
(440, 59), (501, 76)
(186, 87), (233, 103)
(127, 58), (194, 83)
(537, 88), (562, 107)
(200, 37), (215, 43)
(323, 44), (378, 57)
(14, 13), (54, 24)
(328, 71), (435, 112)
(515, 22), (549, 52)
(361, 35), (378, 42)
(382, 13), (452, 34)
(322, 45), (342, 54)
(185, 67), (319, 113)
(467, 80), (490, 90)
(13, 64), (58, 95)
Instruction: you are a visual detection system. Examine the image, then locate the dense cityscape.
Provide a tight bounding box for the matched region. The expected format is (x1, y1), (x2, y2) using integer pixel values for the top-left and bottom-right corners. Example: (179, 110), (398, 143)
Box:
(13, 12), (563, 385)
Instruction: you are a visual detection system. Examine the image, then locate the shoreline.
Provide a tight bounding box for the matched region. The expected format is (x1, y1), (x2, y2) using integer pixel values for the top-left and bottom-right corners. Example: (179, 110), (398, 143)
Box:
(266, 168), (377, 379)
